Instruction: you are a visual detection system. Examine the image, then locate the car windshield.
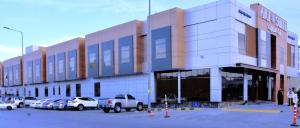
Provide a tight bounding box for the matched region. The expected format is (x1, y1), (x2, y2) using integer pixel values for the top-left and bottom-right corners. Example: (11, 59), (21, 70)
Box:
(54, 99), (61, 102)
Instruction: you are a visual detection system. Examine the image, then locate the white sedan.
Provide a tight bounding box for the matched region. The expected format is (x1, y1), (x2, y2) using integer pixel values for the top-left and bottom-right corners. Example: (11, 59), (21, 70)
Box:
(0, 101), (17, 110)
(31, 99), (53, 109)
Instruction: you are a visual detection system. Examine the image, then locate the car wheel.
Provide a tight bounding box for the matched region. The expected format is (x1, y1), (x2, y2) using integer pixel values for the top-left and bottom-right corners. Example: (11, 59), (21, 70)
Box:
(136, 103), (143, 111)
(125, 108), (131, 112)
(114, 104), (122, 113)
(19, 103), (24, 108)
(7, 106), (13, 110)
(103, 108), (110, 113)
(77, 104), (84, 111)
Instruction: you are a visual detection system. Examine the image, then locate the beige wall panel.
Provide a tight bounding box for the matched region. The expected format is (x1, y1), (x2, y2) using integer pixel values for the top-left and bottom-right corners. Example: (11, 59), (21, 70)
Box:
(85, 20), (144, 77)
(3, 56), (22, 86)
(46, 38), (85, 80)
(149, 8), (185, 69)
(246, 25), (257, 58)
(251, 4), (289, 103)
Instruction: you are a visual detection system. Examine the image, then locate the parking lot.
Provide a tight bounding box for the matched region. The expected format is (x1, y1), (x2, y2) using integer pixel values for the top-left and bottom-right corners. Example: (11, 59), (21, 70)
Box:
(0, 103), (295, 128)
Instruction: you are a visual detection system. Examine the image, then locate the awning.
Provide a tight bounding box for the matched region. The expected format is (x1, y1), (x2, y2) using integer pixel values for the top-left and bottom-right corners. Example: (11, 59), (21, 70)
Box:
(236, 63), (279, 74)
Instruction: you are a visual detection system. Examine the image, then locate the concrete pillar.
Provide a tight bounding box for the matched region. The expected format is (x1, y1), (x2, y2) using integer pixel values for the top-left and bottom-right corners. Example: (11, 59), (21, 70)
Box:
(243, 72), (248, 101)
(267, 76), (272, 100)
(150, 72), (156, 103)
(177, 71), (181, 104)
(210, 67), (222, 102)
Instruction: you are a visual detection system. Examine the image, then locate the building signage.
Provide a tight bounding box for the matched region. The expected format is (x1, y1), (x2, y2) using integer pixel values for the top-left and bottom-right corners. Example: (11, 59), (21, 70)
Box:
(238, 9), (252, 18)
(260, 7), (287, 32)
(267, 24), (281, 36)
(288, 35), (296, 41)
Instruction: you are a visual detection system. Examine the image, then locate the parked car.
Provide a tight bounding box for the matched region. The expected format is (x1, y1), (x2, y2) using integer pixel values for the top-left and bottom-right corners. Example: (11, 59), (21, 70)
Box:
(5, 96), (24, 108)
(33, 99), (53, 109)
(30, 99), (41, 108)
(41, 99), (59, 109)
(24, 97), (38, 107)
(53, 99), (69, 110)
(0, 100), (17, 110)
(98, 94), (144, 113)
(67, 97), (98, 111)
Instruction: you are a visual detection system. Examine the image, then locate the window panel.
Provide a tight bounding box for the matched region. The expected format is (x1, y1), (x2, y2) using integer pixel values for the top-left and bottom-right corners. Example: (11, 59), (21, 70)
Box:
(104, 50), (112, 66)
(94, 83), (100, 97)
(36, 64), (40, 77)
(70, 57), (75, 72)
(66, 85), (70, 97)
(89, 53), (96, 64)
(155, 38), (167, 59)
(49, 62), (53, 75)
(291, 45), (295, 67)
(280, 47), (284, 64)
(238, 33), (246, 55)
(121, 46), (130, 64)
(261, 40), (267, 59)
(58, 59), (64, 73)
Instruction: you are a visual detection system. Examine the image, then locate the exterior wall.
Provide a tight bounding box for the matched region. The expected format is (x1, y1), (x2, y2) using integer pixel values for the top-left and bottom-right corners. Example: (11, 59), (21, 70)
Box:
(251, 4), (289, 103)
(184, 0), (257, 69)
(85, 20), (144, 78)
(23, 48), (46, 85)
(0, 62), (3, 86)
(46, 38), (85, 82)
(150, 8), (185, 71)
(287, 31), (298, 77)
(0, 0), (298, 105)
(3, 56), (22, 86)
(19, 74), (149, 103)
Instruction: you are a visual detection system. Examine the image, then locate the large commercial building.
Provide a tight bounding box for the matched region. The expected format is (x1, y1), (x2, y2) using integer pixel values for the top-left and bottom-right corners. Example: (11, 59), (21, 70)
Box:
(0, 0), (299, 104)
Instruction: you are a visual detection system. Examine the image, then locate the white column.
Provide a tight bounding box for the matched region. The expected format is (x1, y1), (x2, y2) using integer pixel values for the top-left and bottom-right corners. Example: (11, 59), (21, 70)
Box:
(150, 72), (156, 103)
(177, 71), (181, 104)
(243, 72), (248, 101)
(210, 67), (222, 102)
(268, 77), (272, 100)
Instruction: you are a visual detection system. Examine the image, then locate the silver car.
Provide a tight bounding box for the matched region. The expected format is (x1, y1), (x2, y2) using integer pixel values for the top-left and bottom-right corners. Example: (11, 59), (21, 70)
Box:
(52, 99), (69, 110)
(0, 100), (17, 110)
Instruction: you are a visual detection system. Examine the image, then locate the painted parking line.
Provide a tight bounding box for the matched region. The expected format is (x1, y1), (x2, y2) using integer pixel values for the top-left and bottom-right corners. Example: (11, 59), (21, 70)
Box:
(176, 107), (200, 111)
(222, 108), (281, 113)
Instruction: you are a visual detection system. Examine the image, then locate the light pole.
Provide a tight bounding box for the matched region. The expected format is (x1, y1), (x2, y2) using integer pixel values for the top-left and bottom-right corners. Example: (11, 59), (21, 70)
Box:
(3, 26), (25, 104)
(147, 0), (152, 113)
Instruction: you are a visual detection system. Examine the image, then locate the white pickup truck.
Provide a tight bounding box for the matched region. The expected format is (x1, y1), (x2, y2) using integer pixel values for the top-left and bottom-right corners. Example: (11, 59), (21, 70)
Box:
(98, 94), (144, 113)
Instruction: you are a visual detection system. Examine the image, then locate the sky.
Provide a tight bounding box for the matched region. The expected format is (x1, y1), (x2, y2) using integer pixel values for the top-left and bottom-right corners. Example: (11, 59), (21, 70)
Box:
(0, 0), (299, 61)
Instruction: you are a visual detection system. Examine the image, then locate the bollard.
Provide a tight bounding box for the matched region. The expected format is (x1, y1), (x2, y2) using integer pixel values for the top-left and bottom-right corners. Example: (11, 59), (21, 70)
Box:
(290, 99), (293, 112)
(164, 94), (170, 118)
(291, 104), (299, 127)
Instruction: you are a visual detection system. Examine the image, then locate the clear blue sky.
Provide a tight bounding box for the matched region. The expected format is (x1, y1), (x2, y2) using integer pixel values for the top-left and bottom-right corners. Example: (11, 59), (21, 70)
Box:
(0, 0), (299, 61)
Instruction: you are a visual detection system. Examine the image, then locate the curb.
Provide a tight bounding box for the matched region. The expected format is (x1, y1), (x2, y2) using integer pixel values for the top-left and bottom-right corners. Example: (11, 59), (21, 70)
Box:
(143, 107), (201, 111)
(176, 107), (200, 111)
(222, 108), (281, 113)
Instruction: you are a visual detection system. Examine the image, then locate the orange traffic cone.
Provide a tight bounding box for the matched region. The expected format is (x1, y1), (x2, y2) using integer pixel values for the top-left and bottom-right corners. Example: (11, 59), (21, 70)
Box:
(291, 104), (299, 127)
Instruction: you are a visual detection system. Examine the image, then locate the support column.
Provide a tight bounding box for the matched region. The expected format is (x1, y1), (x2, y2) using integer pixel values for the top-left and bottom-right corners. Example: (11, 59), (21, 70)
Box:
(210, 67), (222, 102)
(273, 74), (280, 103)
(149, 72), (156, 103)
(177, 71), (181, 104)
(243, 72), (248, 101)
(267, 76), (272, 101)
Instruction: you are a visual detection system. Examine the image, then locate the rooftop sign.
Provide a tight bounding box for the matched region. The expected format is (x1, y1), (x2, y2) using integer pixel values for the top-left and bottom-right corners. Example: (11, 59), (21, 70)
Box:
(260, 7), (287, 32)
